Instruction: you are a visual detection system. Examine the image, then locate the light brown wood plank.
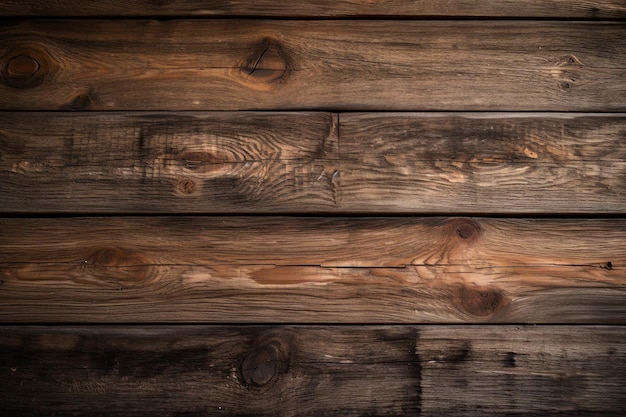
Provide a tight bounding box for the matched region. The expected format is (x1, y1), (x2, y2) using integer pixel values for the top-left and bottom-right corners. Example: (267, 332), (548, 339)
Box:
(1, 20), (625, 111)
(1, 217), (624, 323)
(2, 112), (624, 214)
(1, 0), (625, 18)
(0, 325), (624, 416)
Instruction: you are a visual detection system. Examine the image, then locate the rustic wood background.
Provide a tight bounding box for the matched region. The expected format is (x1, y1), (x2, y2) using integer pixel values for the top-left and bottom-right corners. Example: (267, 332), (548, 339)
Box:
(1, 1), (625, 415)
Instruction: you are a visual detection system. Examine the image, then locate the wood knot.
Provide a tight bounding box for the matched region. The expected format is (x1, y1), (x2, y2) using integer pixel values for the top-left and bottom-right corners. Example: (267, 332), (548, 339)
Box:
(91, 247), (120, 267)
(451, 219), (481, 243)
(453, 284), (509, 318)
(85, 247), (156, 286)
(6, 54), (39, 77)
(556, 54), (584, 67)
(65, 91), (99, 111)
(176, 178), (197, 195)
(89, 247), (144, 267)
(240, 38), (288, 86)
(0, 46), (56, 89)
(240, 332), (292, 387)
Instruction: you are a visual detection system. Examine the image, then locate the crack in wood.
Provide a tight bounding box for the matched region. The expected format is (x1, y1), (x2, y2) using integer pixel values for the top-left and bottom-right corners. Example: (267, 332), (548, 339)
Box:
(247, 44), (270, 76)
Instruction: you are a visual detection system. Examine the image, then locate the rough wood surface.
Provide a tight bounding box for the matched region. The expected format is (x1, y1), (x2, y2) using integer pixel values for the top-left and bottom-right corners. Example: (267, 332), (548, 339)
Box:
(1, 3), (624, 415)
(0, 325), (624, 416)
(339, 113), (626, 213)
(1, 20), (625, 111)
(1, 217), (623, 323)
(417, 326), (626, 416)
(2, 112), (624, 214)
(0, 112), (339, 213)
(1, 0), (625, 18)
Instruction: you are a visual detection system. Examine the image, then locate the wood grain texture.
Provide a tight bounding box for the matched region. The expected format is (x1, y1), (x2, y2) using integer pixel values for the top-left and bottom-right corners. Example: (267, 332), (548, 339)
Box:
(1, 217), (624, 323)
(0, 325), (624, 416)
(1, 0), (625, 18)
(339, 113), (626, 213)
(1, 20), (625, 111)
(1, 112), (624, 214)
(0, 326), (421, 416)
(1, 3), (624, 415)
(0, 112), (339, 213)
(417, 326), (626, 416)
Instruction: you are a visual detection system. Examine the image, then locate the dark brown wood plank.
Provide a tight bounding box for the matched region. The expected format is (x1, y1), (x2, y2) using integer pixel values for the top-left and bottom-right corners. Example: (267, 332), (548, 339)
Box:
(0, 325), (624, 416)
(1, 217), (624, 323)
(0, 325), (420, 416)
(1, 0), (625, 18)
(1, 20), (625, 111)
(2, 112), (624, 214)
(417, 326), (626, 416)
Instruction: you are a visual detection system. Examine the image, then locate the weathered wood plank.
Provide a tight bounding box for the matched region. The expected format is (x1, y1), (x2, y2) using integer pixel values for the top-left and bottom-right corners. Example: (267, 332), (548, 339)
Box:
(1, 0), (625, 18)
(0, 325), (421, 416)
(0, 325), (624, 416)
(1, 20), (625, 111)
(0, 112), (340, 213)
(418, 326), (626, 416)
(1, 217), (624, 323)
(339, 113), (626, 213)
(1, 112), (624, 214)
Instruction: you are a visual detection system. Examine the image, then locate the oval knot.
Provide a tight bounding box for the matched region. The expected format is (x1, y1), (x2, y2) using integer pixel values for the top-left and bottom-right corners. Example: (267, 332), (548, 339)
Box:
(1, 45), (56, 89)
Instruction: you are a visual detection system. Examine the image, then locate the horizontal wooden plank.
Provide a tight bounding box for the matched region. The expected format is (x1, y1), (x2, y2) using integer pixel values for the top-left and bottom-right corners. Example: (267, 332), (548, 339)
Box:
(1, 20), (625, 111)
(1, 112), (624, 214)
(1, 0), (625, 18)
(417, 326), (626, 416)
(0, 325), (624, 416)
(1, 217), (624, 323)
(339, 113), (626, 213)
(0, 112), (339, 213)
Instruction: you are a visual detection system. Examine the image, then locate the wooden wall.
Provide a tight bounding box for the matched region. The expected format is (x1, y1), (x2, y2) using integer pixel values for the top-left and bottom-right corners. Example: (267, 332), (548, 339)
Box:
(1, 1), (625, 415)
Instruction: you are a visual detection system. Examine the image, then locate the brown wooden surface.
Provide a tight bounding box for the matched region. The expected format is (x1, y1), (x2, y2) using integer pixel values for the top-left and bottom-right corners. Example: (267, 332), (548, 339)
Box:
(0, 112), (338, 213)
(2, 0), (626, 18)
(1, 4), (624, 415)
(0, 325), (624, 416)
(1, 20), (625, 111)
(417, 326), (626, 416)
(339, 112), (626, 213)
(2, 112), (624, 214)
(1, 217), (623, 323)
